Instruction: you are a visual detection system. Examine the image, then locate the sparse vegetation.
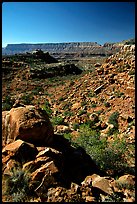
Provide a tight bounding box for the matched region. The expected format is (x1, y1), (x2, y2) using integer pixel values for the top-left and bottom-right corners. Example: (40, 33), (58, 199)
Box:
(21, 93), (34, 105)
(107, 111), (119, 135)
(64, 124), (133, 176)
(51, 116), (64, 125)
(42, 100), (52, 117)
(2, 95), (15, 111)
(3, 167), (35, 202)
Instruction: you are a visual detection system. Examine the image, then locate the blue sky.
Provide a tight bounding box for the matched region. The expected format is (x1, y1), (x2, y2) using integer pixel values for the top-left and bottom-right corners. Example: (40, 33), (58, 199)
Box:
(2, 2), (135, 47)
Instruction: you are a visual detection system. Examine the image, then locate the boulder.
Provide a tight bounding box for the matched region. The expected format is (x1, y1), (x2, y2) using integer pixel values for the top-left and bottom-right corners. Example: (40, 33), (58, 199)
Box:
(82, 174), (113, 195)
(2, 105), (54, 146)
(116, 174), (135, 187)
(31, 160), (59, 196)
(2, 139), (38, 163)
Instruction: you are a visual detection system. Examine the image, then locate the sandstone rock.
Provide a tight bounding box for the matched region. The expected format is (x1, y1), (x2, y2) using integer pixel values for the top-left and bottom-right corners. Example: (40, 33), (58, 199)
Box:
(55, 125), (70, 134)
(23, 156), (51, 172)
(91, 174), (113, 195)
(116, 174), (135, 187)
(2, 111), (11, 146)
(71, 102), (81, 110)
(2, 139), (38, 163)
(2, 105), (54, 146)
(30, 160), (59, 196)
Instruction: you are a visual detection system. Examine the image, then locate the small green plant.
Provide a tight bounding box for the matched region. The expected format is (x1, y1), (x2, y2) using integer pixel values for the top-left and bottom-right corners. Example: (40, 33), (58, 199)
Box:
(32, 86), (43, 95)
(62, 102), (72, 110)
(108, 111), (119, 129)
(51, 116), (64, 125)
(114, 91), (124, 98)
(129, 69), (135, 75)
(78, 109), (87, 116)
(111, 60), (116, 65)
(42, 100), (52, 117)
(3, 167), (33, 202)
(72, 123), (80, 130)
(104, 101), (110, 107)
(63, 111), (74, 117)
(2, 95), (15, 111)
(107, 111), (119, 136)
(81, 101), (87, 106)
(88, 90), (96, 98)
(91, 103), (97, 108)
(21, 93), (34, 105)
(59, 96), (64, 101)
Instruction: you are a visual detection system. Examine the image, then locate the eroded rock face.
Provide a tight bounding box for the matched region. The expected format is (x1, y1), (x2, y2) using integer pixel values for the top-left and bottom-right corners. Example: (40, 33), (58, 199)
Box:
(2, 105), (54, 146)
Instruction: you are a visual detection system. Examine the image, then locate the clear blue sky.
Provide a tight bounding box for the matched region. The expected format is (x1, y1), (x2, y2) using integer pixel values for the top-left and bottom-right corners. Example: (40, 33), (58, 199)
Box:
(2, 2), (135, 47)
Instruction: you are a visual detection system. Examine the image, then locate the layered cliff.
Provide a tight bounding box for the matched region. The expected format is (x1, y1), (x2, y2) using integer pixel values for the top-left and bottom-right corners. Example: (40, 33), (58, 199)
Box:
(2, 41), (120, 56)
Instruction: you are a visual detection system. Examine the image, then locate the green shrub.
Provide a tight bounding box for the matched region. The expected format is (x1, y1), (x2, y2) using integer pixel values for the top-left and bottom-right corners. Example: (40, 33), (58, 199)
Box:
(108, 111), (119, 129)
(72, 123), (80, 130)
(42, 100), (52, 117)
(4, 167), (33, 202)
(107, 112), (119, 136)
(78, 109), (87, 116)
(104, 101), (110, 107)
(59, 96), (64, 101)
(32, 86), (43, 95)
(63, 111), (74, 117)
(81, 101), (87, 106)
(21, 93), (34, 105)
(51, 116), (64, 125)
(111, 60), (116, 65)
(91, 103), (97, 108)
(69, 124), (131, 176)
(2, 95), (15, 111)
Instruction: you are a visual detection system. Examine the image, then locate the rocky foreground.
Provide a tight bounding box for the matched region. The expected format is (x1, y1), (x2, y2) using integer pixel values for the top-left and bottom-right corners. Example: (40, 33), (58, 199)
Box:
(2, 44), (135, 202)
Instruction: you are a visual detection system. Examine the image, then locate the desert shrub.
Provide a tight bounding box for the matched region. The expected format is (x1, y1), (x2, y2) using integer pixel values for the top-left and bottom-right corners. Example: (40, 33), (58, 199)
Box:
(67, 124), (131, 176)
(91, 103), (97, 108)
(51, 116), (64, 125)
(63, 111), (74, 117)
(102, 192), (124, 202)
(42, 100), (52, 117)
(116, 180), (135, 191)
(32, 86), (43, 95)
(3, 167), (34, 202)
(72, 123), (80, 130)
(111, 60), (116, 65)
(78, 109), (87, 116)
(104, 101), (110, 107)
(81, 101), (87, 106)
(108, 111), (119, 127)
(59, 96), (64, 101)
(129, 69), (135, 75)
(2, 95), (15, 111)
(107, 111), (119, 136)
(21, 93), (34, 105)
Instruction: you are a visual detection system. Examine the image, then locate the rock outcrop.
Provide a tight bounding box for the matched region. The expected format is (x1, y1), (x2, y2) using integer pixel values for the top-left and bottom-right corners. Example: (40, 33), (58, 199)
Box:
(2, 105), (54, 146)
(29, 62), (83, 79)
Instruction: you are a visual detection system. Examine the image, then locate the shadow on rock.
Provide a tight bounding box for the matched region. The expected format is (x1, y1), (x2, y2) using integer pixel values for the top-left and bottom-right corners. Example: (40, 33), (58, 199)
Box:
(49, 134), (104, 187)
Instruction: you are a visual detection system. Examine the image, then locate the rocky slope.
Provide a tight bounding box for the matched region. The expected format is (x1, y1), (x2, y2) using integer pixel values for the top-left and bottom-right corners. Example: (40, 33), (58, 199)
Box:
(2, 44), (135, 202)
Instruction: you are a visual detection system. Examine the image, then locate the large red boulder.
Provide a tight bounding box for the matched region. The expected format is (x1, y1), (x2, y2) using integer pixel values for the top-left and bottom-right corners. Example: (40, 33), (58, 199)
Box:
(2, 105), (54, 146)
